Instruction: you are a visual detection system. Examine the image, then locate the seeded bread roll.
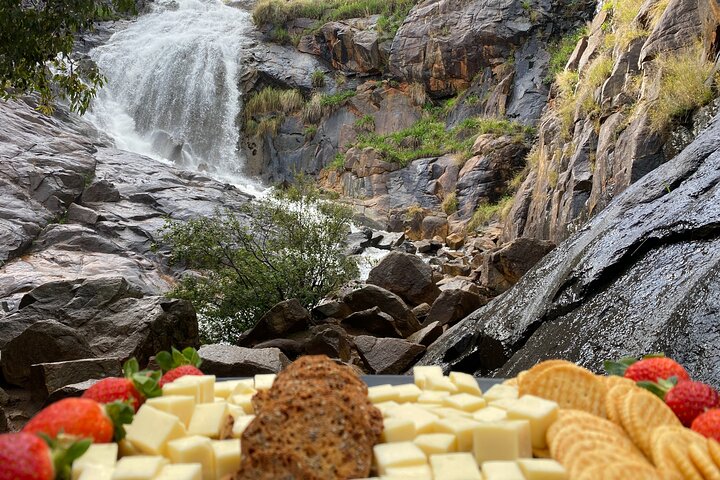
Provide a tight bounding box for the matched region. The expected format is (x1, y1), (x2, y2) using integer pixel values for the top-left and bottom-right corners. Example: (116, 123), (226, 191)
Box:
(235, 355), (382, 479)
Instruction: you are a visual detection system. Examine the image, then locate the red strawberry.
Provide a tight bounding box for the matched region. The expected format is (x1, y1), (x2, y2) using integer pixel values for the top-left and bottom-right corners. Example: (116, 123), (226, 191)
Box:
(604, 354), (690, 383)
(0, 433), (90, 480)
(82, 359), (161, 411)
(665, 381), (720, 427)
(692, 408), (720, 441)
(23, 398), (133, 443)
(156, 346), (203, 387)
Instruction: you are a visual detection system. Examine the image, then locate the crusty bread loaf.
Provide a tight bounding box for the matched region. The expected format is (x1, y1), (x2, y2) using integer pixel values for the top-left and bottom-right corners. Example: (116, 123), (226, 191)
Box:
(235, 355), (382, 479)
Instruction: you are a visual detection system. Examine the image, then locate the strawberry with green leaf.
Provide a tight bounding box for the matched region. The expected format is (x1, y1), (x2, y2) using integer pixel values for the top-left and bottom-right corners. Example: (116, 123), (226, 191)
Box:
(82, 358), (161, 412)
(638, 377), (720, 427)
(0, 432), (91, 480)
(156, 346), (203, 387)
(24, 397), (133, 443)
(603, 353), (690, 383)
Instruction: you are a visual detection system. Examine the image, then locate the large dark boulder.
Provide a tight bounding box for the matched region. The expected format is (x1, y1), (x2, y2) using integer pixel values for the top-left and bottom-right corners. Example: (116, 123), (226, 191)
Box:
(198, 344), (289, 376)
(342, 284), (421, 337)
(424, 289), (485, 327)
(237, 299), (311, 347)
(418, 113), (720, 386)
(480, 238), (556, 294)
(342, 307), (403, 337)
(354, 336), (426, 374)
(367, 252), (441, 306)
(0, 277), (199, 386)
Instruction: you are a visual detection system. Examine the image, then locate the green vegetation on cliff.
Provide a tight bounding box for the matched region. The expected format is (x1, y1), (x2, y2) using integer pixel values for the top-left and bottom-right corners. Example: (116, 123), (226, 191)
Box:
(161, 185), (358, 343)
(0, 0), (135, 114)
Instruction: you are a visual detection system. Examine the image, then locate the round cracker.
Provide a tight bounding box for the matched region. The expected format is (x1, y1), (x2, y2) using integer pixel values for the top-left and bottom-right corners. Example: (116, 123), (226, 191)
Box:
(688, 442), (720, 480)
(551, 427), (640, 463)
(620, 388), (681, 457)
(547, 408), (628, 446)
(668, 443), (704, 480)
(518, 360), (576, 395)
(710, 439), (720, 469)
(577, 461), (661, 480)
(566, 449), (646, 479)
(605, 382), (636, 425)
(522, 364), (607, 417)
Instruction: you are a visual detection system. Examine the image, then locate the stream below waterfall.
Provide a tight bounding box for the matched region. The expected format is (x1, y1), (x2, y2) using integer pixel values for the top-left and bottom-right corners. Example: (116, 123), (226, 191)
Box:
(86, 0), (262, 195)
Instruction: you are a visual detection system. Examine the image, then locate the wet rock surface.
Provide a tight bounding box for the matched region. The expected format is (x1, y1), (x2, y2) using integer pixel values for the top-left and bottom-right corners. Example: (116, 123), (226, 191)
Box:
(198, 344), (290, 376)
(419, 113), (720, 386)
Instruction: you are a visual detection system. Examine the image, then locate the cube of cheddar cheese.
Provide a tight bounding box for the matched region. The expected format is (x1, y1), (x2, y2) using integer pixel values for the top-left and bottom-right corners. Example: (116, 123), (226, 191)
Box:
(413, 366), (444, 389)
(413, 434), (457, 456)
(154, 464), (202, 480)
(228, 394), (254, 414)
(125, 405), (187, 456)
(174, 376), (216, 404)
(506, 395), (559, 449)
(429, 453), (482, 480)
(431, 418), (481, 452)
(385, 404), (439, 435)
(214, 380), (245, 399)
(72, 443), (118, 480)
(230, 380), (256, 396)
(146, 395), (196, 428)
(517, 458), (569, 480)
(163, 381), (201, 403)
(373, 442), (427, 475)
(231, 415), (256, 439)
(472, 420), (532, 466)
(384, 464), (433, 479)
(253, 374), (275, 391)
(211, 439), (242, 480)
(443, 393), (487, 412)
(425, 375), (459, 393)
(483, 384), (519, 402)
(482, 460), (525, 480)
(472, 406), (508, 423)
(393, 383), (422, 403)
(382, 418), (416, 443)
(449, 372), (482, 396)
(111, 456), (168, 480)
(417, 391), (451, 405)
(188, 402), (231, 439)
(78, 465), (114, 480)
(368, 384), (397, 404)
(166, 436), (215, 480)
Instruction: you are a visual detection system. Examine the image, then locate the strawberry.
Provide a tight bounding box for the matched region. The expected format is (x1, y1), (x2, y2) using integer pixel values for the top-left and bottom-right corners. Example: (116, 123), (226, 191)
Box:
(604, 353), (690, 383)
(23, 398), (133, 443)
(82, 358), (161, 411)
(692, 408), (720, 442)
(156, 346), (203, 387)
(639, 378), (720, 427)
(0, 432), (90, 480)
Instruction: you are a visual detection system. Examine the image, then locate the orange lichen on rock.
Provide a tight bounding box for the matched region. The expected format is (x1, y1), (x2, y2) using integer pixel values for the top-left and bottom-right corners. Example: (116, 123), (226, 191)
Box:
(235, 355), (383, 479)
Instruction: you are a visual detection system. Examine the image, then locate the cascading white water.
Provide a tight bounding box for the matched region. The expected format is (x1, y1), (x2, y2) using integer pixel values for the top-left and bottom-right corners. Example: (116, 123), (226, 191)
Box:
(87, 0), (261, 192)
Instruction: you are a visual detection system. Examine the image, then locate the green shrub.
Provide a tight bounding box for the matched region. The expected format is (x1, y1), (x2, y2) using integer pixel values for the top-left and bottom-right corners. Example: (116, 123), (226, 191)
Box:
(269, 27), (291, 44)
(330, 153), (346, 171)
(649, 45), (717, 132)
(320, 90), (356, 107)
(311, 69), (326, 88)
(441, 192), (459, 214)
(546, 27), (587, 83)
(468, 201), (501, 230)
(161, 186), (358, 343)
(245, 87), (304, 121)
(355, 114), (375, 132)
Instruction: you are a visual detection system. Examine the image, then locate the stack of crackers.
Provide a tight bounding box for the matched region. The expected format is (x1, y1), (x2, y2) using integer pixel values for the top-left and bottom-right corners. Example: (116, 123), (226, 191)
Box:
(510, 359), (720, 479)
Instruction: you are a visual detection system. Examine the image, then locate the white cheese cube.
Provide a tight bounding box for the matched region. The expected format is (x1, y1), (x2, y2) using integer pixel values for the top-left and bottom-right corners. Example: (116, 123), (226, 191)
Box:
(72, 443), (118, 480)
(375, 401), (400, 416)
(214, 380), (245, 399)
(373, 442), (427, 475)
(393, 384), (422, 403)
(425, 375), (459, 393)
(126, 405), (186, 456)
(228, 393), (255, 414)
(432, 407), (473, 419)
(117, 439), (140, 457)
(188, 402), (231, 439)
(429, 453), (482, 480)
(230, 380), (257, 396)
(368, 384), (397, 403)
(166, 436), (214, 480)
(146, 395), (196, 427)
(413, 366), (444, 389)
(489, 397), (520, 411)
(163, 381), (201, 403)
(449, 372), (483, 396)
(253, 374), (275, 391)
(175, 376), (216, 403)
(517, 458), (568, 480)
(211, 439), (241, 480)
(413, 434), (457, 456)
(443, 393), (487, 412)
(154, 464), (203, 480)
(473, 406), (508, 423)
(382, 418), (416, 443)
(431, 418), (481, 452)
(482, 460), (525, 480)
(231, 414), (255, 439)
(78, 465), (114, 480)
(417, 391), (451, 405)
(385, 405), (439, 435)
(473, 420), (532, 465)
(227, 404), (246, 420)
(112, 456), (168, 480)
(506, 395), (559, 449)
(483, 384), (519, 402)
(385, 464), (432, 479)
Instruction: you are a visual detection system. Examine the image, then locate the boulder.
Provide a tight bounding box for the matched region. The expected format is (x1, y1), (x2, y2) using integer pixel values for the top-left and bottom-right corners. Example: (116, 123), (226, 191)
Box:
(407, 321), (444, 347)
(342, 307), (403, 337)
(441, 258), (471, 277)
(198, 344), (290, 376)
(411, 302), (432, 322)
(367, 252), (441, 306)
(480, 238), (556, 294)
(354, 336), (425, 374)
(419, 113), (720, 386)
(67, 203), (99, 225)
(45, 379), (99, 405)
(311, 17), (387, 74)
(312, 299), (352, 321)
(342, 284), (421, 337)
(446, 233), (465, 250)
(303, 325), (353, 362)
(253, 338), (305, 359)
(237, 299), (310, 346)
(81, 179), (120, 203)
(30, 358), (122, 399)
(425, 289), (485, 327)
(0, 277), (199, 386)
(421, 216), (449, 240)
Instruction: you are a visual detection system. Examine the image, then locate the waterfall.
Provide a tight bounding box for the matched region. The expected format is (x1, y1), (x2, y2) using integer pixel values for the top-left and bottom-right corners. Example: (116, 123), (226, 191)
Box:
(87, 0), (260, 191)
